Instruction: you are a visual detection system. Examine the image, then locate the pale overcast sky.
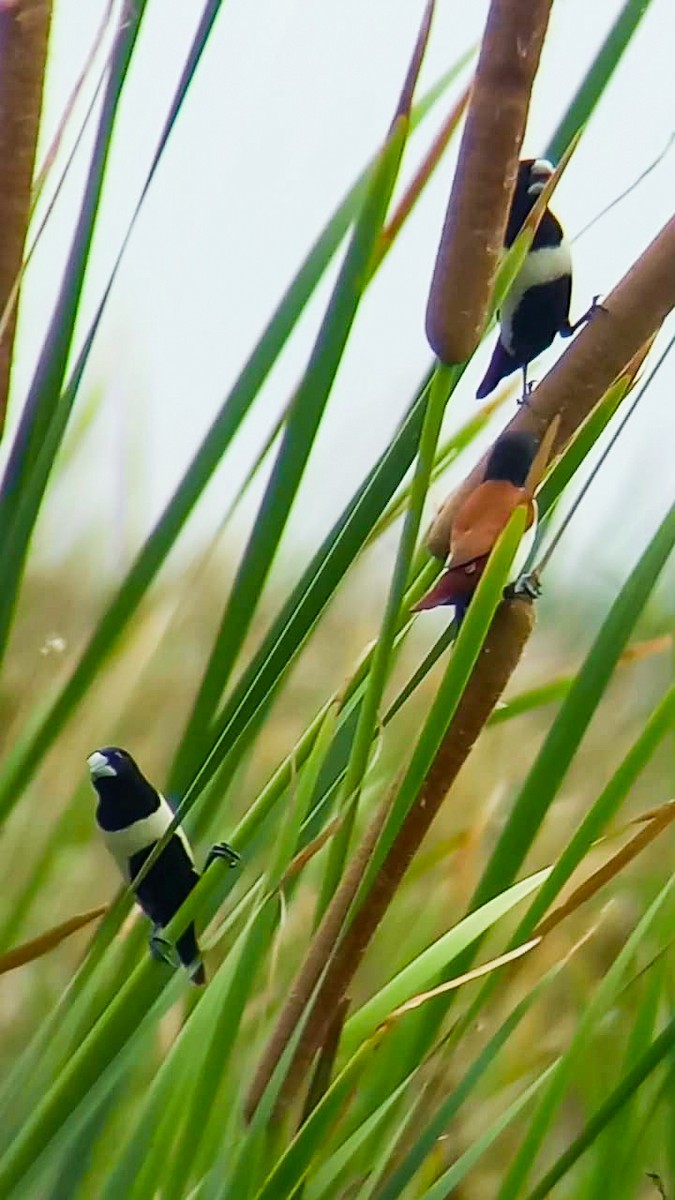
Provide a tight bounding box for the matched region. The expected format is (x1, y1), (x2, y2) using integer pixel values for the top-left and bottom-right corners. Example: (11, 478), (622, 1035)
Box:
(8, 0), (675, 592)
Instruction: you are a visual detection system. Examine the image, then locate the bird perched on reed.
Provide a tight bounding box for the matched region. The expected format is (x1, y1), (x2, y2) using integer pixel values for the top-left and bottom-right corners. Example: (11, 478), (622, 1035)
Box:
(88, 746), (239, 984)
(414, 427), (550, 622)
(477, 158), (598, 403)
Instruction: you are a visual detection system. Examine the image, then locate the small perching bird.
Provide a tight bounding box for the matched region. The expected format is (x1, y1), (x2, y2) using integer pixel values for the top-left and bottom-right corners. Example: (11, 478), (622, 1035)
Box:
(413, 430), (543, 622)
(477, 158), (598, 403)
(88, 746), (239, 984)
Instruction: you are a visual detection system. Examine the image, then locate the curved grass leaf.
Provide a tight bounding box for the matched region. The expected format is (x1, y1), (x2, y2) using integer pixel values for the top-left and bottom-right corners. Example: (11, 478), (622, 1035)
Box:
(341, 868), (548, 1056)
(545, 0), (657, 163)
(0, 953), (175, 1192)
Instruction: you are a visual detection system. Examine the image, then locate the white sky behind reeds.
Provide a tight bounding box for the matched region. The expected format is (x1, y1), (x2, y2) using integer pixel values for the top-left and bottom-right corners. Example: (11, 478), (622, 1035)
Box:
(7, 0), (675, 598)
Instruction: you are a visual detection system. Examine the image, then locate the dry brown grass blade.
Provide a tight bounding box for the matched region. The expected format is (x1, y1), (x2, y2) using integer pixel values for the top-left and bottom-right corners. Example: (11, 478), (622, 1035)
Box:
(425, 0), (553, 363)
(269, 596), (535, 1121)
(619, 633), (671, 664)
(281, 817), (343, 887)
(0, 905), (107, 975)
(534, 801), (675, 940)
(526, 413), (560, 494)
(371, 82), (472, 276)
(0, 0), (53, 435)
(437, 214), (675, 531)
(383, 938), (541, 1026)
(30, 0), (115, 213)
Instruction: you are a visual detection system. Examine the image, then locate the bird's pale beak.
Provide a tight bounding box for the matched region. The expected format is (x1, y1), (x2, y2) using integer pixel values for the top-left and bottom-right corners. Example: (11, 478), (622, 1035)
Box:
(87, 750), (117, 779)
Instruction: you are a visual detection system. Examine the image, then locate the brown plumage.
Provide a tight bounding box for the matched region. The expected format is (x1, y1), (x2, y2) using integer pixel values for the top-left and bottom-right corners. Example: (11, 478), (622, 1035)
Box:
(414, 432), (539, 617)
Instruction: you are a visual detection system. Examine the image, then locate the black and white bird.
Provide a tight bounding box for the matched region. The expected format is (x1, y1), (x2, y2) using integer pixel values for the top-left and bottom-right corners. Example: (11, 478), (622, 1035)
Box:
(88, 746), (239, 984)
(477, 158), (597, 403)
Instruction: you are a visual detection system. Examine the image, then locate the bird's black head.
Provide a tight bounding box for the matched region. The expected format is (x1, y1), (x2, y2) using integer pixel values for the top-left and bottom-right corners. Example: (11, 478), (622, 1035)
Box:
(87, 746), (160, 822)
(485, 431), (539, 487)
(505, 158), (554, 246)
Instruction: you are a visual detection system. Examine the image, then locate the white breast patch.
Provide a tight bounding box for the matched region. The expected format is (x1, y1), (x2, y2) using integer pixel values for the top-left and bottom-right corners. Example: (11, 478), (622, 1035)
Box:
(102, 794), (195, 879)
(500, 241), (572, 353)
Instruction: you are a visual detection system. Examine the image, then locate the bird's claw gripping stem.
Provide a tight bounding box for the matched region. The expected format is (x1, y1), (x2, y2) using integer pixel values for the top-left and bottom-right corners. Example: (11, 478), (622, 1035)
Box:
(149, 930), (179, 968)
(504, 571), (542, 602)
(205, 841), (240, 870)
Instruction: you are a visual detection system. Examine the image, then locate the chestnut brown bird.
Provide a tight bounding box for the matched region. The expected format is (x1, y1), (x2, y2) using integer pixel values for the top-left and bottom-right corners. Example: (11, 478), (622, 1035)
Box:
(414, 431), (540, 622)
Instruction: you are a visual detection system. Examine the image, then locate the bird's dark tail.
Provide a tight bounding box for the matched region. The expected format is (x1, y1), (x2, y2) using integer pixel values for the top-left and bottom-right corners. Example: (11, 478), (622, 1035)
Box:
(189, 959), (206, 987)
(476, 338), (518, 399)
(177, 922), (206, 986)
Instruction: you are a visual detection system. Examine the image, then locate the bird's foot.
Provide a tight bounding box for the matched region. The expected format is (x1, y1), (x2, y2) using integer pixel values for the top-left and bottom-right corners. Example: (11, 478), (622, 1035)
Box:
(560, 294), (607, 338)
(517, 379), (537, 408)
(504, 571), (542, 602)
(205, 841), (240, 870)
(149, 929), (179, 968)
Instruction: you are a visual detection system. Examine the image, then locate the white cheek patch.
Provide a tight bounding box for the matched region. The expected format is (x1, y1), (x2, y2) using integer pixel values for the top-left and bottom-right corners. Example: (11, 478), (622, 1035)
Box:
(500, 242), (572, 352)
(101, 793), (191, 879)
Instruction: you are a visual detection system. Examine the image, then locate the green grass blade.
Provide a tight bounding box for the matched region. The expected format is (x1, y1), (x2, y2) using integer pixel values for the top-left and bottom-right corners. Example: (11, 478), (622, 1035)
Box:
(170, 115), (409, 791)
(470, 502), (675, 914)
(363, 397), (501, 548)
(545, 0), (657, 163)
(342, 869), (548, 1056)
(252, 1034), (387, 1200)
(267, 700), (340, 891)
(306, 1079), (409, 1200)
(168, 384), (430, 818)
(0, 56), (463, 824)
(514, 683), (675, 937)
(524, 1014), (675, 1200)
(0, 954), (174, 1193)
(0, 176), (369, 827)
(316, 363), (457, 918)
(419, 1064), (557, 1200)
(0, 1), (148, 664)
(584, 964), (664, 1200)
(163, 895), (279, 1200)
(497, 872), (675, 1200)
(374, 953), (575, 1200)
(360, 507), (528, 894)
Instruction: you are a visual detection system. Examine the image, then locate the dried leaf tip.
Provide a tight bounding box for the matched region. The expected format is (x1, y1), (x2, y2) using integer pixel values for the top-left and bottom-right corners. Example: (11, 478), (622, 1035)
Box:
(425, 0), (553, 364)
(392, 0), (436, 125)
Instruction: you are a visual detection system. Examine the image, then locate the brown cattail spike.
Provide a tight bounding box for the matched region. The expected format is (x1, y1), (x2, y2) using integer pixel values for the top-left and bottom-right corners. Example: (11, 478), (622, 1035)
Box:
(0, 0), (53, 435)
(425, 0), (553, 364)
(271, 596), (535, 1120)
